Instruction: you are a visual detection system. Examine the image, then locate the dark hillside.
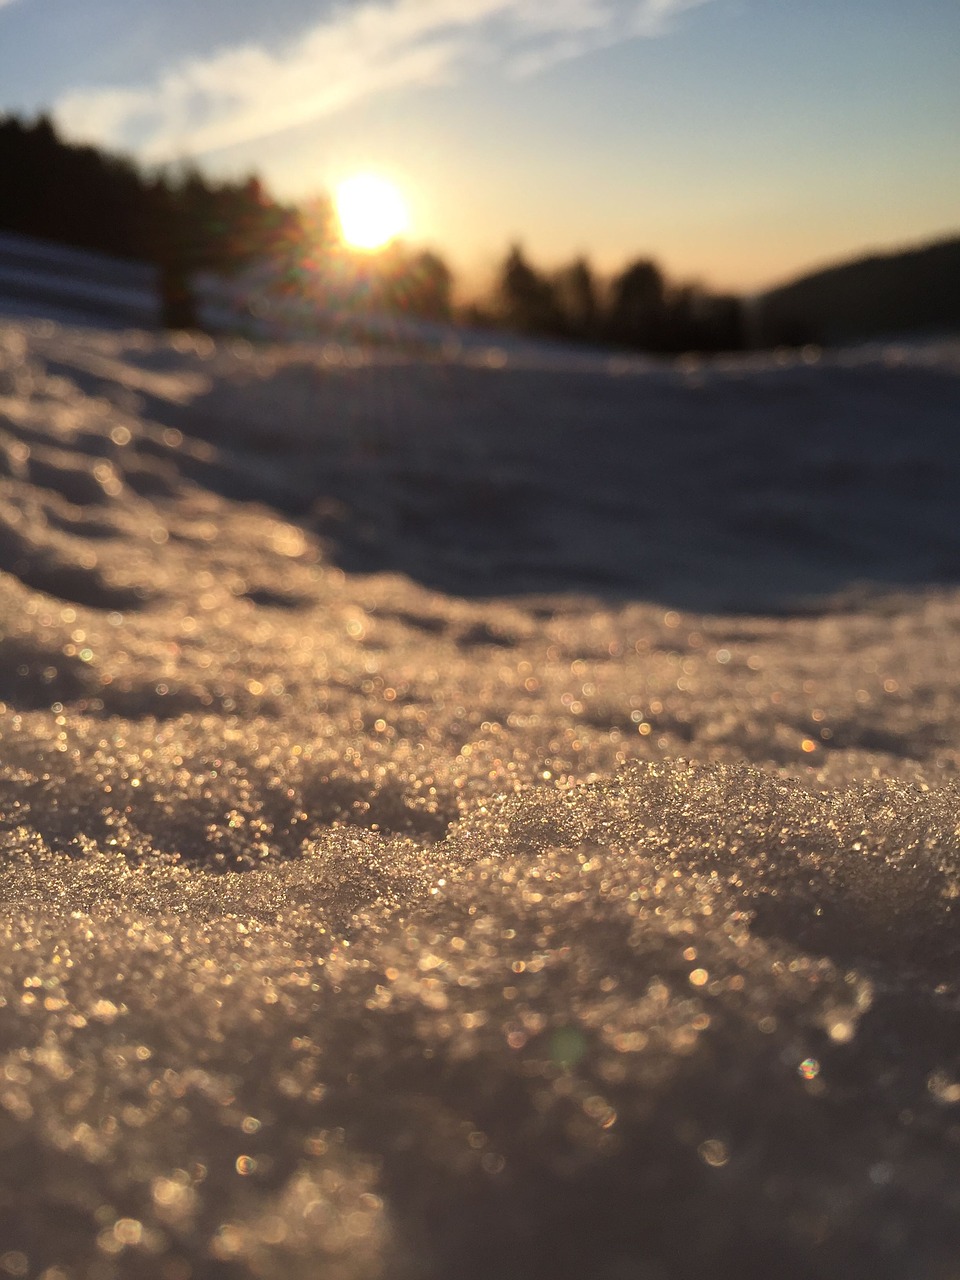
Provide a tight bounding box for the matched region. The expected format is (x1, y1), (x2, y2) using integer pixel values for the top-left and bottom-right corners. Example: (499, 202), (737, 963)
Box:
(756, 235), (960, 346)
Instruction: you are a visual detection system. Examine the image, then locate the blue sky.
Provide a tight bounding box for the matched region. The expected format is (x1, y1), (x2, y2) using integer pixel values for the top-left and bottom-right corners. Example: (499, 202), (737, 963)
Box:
(1, 0), (957, 291)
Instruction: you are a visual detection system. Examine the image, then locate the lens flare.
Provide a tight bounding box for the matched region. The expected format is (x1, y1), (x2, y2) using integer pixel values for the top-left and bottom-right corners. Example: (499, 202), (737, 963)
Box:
(335, 174), (409, 252)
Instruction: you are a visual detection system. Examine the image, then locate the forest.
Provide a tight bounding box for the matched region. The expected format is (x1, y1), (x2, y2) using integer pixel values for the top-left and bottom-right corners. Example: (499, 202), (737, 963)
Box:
(5, 111), (956, 351)
(0, 112), (751, 352)
(0, 113), (453, 331)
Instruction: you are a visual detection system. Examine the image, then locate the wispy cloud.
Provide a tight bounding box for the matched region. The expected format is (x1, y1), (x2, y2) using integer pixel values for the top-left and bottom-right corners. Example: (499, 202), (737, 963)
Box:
(56, 0), (712, 161)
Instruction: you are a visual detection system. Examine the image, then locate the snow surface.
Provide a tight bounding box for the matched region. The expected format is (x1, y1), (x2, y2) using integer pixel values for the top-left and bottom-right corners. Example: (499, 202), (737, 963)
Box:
(0, 235), (161, 330)
(1, 319), (960, 1279)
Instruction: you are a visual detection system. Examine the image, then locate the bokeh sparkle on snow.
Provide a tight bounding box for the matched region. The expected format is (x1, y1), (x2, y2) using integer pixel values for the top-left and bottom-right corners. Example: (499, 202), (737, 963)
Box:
(1, 321), (960, 1278)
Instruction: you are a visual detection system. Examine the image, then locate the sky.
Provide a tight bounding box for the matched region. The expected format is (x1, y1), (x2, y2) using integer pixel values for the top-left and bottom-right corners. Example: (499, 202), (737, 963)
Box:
(0, 0), (958, 293)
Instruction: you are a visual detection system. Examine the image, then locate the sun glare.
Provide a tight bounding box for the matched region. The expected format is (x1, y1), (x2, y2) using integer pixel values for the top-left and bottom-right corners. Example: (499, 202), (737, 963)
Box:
(335, 173), (409, 252)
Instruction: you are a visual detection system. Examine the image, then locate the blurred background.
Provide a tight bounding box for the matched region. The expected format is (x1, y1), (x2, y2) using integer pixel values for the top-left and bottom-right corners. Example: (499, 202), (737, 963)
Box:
(0, 0), (957, 350)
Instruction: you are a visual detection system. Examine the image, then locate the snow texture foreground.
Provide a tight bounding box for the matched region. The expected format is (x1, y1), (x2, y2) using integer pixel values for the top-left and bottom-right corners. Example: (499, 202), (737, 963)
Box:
(1, 321), (960, 1279)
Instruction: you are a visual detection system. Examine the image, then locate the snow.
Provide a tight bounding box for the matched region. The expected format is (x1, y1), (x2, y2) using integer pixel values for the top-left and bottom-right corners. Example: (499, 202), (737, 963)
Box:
(0, 233), (161, 330)
(1, 318), (960, 1278)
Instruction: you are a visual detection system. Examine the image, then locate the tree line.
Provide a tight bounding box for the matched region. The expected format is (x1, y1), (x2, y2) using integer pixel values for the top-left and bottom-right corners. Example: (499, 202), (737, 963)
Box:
(479, 245), (745, 353)
(0, 111), (744, 351)
(0, 113), (453, 328)
(1, 112), (289, 325)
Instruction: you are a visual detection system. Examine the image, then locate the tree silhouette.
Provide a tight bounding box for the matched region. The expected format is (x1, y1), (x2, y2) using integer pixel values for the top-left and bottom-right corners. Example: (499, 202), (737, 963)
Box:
(498, 244), (563, 335)
(396, 250), (453, 320)
(554, 256), (599, 340)
(608, 257), (666, 350)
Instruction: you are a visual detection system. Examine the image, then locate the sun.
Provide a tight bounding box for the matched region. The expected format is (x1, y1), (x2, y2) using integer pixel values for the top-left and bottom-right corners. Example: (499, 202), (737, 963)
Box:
(334, 173), (409, 252)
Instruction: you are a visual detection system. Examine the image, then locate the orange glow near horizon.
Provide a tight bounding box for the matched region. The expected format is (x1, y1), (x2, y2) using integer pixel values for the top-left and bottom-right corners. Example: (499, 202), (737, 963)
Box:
(334, 173), (409, 252)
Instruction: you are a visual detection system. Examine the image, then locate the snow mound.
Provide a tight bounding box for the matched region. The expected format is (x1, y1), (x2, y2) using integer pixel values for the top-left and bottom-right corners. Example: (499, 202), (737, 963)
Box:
(1, 319), (960, 1278)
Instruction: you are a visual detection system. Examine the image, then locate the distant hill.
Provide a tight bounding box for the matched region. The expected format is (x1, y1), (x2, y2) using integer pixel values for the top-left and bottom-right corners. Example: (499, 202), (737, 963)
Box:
(755, 234), (960, 347)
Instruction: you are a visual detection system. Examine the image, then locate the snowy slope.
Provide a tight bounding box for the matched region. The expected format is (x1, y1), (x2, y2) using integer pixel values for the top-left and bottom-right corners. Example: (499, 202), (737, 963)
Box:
(0, 232), (161, 329)
(1, 320), (960, 1279)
